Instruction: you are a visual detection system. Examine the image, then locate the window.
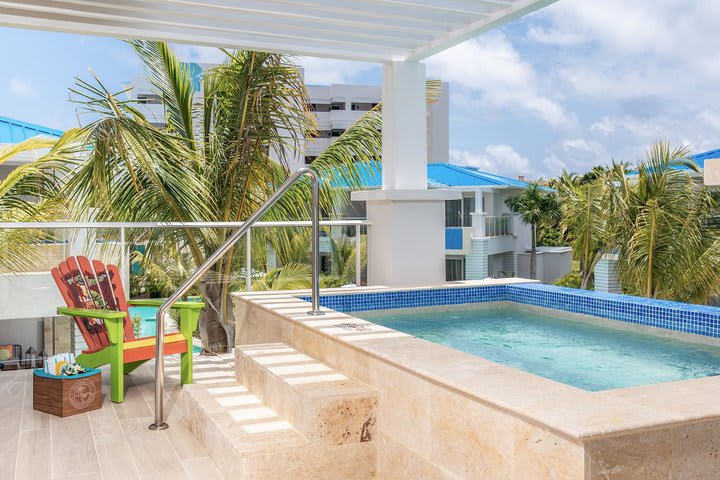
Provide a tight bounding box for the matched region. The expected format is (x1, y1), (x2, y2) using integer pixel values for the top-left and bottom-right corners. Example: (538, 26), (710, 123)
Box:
(309, 103), (331, 112)
(331, 102), (346, 111)
(445, 199), (462, 227)
(321, 255), (332, 274)
(463, 197), (475, 227)
(304, 156), (318, 165)
(308, 130), (331, 138)
(351, 102), (374, 111)
(446, 258), (465, 281)
(137, 93), (161, 104)
(331, 129), (345, 137)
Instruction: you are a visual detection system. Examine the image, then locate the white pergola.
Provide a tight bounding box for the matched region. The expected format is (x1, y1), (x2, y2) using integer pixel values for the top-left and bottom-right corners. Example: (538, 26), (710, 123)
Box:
(0, 0), (555, 286)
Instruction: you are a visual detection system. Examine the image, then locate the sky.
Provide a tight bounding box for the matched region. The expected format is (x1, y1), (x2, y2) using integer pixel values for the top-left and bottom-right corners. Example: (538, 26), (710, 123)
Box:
(2, 0), (719, 180)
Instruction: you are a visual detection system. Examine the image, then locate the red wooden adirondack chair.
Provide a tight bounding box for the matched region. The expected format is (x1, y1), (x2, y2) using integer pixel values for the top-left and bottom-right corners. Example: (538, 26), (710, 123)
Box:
(52, 256), (204, 403)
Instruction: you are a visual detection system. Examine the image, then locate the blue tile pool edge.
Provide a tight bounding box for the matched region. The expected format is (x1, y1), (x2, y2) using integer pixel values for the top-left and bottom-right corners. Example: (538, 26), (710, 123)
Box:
(297, 283), (720, 340)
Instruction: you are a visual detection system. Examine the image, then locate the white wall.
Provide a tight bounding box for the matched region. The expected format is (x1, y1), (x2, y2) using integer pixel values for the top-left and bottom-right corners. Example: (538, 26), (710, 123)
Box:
(0, 272), (64, 320)
(0, 273), (65, 353)
(517, 247), (572, 284)
(427, 82), (449, 163)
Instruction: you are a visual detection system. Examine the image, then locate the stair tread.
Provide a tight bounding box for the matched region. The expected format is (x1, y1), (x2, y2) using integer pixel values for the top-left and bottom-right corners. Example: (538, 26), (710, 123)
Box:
(238, 342), (377, 398)
(181, 361), (308, 456)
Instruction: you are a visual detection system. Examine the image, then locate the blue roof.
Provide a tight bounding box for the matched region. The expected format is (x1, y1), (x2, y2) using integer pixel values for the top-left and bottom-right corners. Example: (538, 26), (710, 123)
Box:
(628, 147), (720, 175)
(333, 161), (536, 189)
(682, 148), (720, 170)
(0, 116), (63, 143)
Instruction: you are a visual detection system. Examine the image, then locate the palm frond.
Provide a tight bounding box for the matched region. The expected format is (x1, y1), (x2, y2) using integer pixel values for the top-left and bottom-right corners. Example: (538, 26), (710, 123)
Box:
(128, 40), (197, 148)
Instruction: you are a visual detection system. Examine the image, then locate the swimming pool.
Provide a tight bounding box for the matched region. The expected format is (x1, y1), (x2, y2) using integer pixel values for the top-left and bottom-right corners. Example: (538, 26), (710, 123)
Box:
(357, 303), (720, 391)
(237, 281), (720, 478)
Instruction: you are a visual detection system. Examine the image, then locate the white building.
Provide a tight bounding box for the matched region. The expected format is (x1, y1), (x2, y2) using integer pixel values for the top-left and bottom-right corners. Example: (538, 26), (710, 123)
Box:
(336, 161), (572, 283)
(127, 66), (450, 169)
(302, 82), (448, 169)
(0, 115), (62, 182)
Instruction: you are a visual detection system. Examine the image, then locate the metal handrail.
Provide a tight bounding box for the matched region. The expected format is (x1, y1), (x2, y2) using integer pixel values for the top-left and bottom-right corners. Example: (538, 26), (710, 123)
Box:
(148, 168), (325, 431)
(0, 220), (368, 229)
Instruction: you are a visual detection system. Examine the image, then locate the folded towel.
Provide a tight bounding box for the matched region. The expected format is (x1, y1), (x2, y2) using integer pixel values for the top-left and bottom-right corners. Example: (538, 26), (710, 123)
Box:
(44, 353), (76, 376)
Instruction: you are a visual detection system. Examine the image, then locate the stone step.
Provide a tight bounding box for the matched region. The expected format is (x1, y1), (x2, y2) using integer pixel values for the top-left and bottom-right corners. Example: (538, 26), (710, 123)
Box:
(236, 342), (378, 446)
(179, 357), (376, 479)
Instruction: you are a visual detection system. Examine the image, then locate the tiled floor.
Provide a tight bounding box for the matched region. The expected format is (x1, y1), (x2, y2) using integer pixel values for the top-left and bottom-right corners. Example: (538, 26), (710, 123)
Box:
(0, 356), (231, 480)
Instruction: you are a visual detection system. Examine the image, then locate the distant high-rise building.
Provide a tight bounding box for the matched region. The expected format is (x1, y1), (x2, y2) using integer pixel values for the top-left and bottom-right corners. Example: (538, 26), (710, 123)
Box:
(127, 64), (449, 171)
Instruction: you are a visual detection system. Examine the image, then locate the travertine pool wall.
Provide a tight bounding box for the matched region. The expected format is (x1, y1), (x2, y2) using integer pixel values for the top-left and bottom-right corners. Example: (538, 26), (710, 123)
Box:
(233, 281), (720, 479)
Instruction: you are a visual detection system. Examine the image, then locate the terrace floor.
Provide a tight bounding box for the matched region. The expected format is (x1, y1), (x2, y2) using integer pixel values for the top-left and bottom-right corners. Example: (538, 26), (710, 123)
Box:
(1, 355), (233, 480)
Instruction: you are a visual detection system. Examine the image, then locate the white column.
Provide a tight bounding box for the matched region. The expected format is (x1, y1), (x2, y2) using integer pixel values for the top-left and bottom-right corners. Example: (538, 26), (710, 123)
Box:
(470, 212), (486, 238)
(381, 61), (428, 191)
(352, 61), (460, 287)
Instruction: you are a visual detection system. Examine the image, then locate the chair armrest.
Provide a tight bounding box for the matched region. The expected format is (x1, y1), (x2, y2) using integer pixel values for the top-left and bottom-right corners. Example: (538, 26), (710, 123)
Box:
(128, 298), (205, 310)
(57, 307), (128, 319)
(57, 307), (126, 345)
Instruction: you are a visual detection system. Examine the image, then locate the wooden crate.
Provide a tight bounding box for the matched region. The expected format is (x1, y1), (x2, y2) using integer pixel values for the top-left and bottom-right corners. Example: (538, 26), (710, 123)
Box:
(33, 369), (102, 417)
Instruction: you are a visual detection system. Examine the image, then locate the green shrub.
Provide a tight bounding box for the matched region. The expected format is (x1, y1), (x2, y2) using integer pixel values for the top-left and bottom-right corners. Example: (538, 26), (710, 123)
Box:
(554, 271), (592, 289)
(131, 315), (143, 338)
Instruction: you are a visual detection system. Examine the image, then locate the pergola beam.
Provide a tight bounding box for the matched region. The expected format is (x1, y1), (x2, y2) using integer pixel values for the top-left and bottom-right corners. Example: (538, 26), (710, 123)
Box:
(406, 0), (556, 60)
(0, 0), (556, 62)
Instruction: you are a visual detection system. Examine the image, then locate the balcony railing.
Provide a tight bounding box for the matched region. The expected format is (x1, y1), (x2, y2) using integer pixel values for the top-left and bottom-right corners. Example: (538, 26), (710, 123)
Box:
(0, 220), (370, 290)
(484, 216), (512, 237)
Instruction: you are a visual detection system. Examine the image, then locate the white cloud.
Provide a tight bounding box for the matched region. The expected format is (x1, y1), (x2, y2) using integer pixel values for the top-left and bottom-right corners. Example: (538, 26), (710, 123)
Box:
(590, 118), (615, 135)
(450, 144), (531, 178)
(536, 0), (720, 101)
(561, 138), (601, 154)
(171, 45), (227, 65)
(526, 26), (584, 46)
(9, 77), (33, 97)
(426, 33), (572, 128)
(508, 0), (720, 177)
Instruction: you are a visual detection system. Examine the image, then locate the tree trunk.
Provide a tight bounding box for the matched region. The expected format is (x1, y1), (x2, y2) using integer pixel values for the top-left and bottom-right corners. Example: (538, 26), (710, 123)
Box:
(197, 277), (234, 353)
(530, 223), (537, 280)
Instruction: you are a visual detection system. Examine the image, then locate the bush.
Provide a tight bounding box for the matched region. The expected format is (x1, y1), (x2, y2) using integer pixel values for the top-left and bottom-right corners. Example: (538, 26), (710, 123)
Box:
(131, 315), (143, 338)
(554, 271), (592, 289)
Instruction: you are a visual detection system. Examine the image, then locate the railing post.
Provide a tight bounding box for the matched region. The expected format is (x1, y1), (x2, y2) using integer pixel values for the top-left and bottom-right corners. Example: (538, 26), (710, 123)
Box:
(246, 227), (252, 291)
(306, 171), (324, 316)
(355, 225), (361, 287)
(120, 227), (129, 295)
(148, 168), (325, 431)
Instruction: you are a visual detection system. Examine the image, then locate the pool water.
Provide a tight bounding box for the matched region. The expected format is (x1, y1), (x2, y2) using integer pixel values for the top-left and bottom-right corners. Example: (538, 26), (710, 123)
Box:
(129, 306), (202, 354)
(357, 304), (720, 391)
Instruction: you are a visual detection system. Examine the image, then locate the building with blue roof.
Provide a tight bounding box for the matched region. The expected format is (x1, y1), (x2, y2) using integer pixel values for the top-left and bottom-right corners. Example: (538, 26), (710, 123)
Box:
(0, 115), (64, 181)
(335, 161), (570, 283)
(627, 147), (720, 180)
(0, 115), (63, 144)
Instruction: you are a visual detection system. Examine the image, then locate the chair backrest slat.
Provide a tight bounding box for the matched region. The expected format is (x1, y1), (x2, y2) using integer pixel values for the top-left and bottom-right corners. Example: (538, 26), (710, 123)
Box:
(53, 256), (136, 350)
(77, 256), (107, 310)
(66, 257), (110, 347)
(51, 265), (101, 351)
(93, 259), (135, 340)
(53, 260), (107, 350)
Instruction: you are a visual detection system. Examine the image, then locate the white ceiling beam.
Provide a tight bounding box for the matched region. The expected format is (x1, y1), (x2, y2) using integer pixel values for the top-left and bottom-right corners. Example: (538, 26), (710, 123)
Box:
(8, 0), (432, 49)
(405, 0), (558, 60)
(164, 0), (465, 27)
(378, 0), (508, 16)
(0, 9), (401, 62)
(24, 0), (450, 36)
(0, 0), (556, 63)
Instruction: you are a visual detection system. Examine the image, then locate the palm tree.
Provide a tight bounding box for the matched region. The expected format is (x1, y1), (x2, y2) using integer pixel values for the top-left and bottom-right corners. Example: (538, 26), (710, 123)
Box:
(58, 42), (383, 352)
(604, 141), (720, 302)
(505, 184), (560, 279)
(0, 134), (80, 272)
(555, 169), (606, 289)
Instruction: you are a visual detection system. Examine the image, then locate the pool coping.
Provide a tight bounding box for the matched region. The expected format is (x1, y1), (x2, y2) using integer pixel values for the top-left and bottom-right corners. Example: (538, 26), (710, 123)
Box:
(233, 279), (720, 442)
